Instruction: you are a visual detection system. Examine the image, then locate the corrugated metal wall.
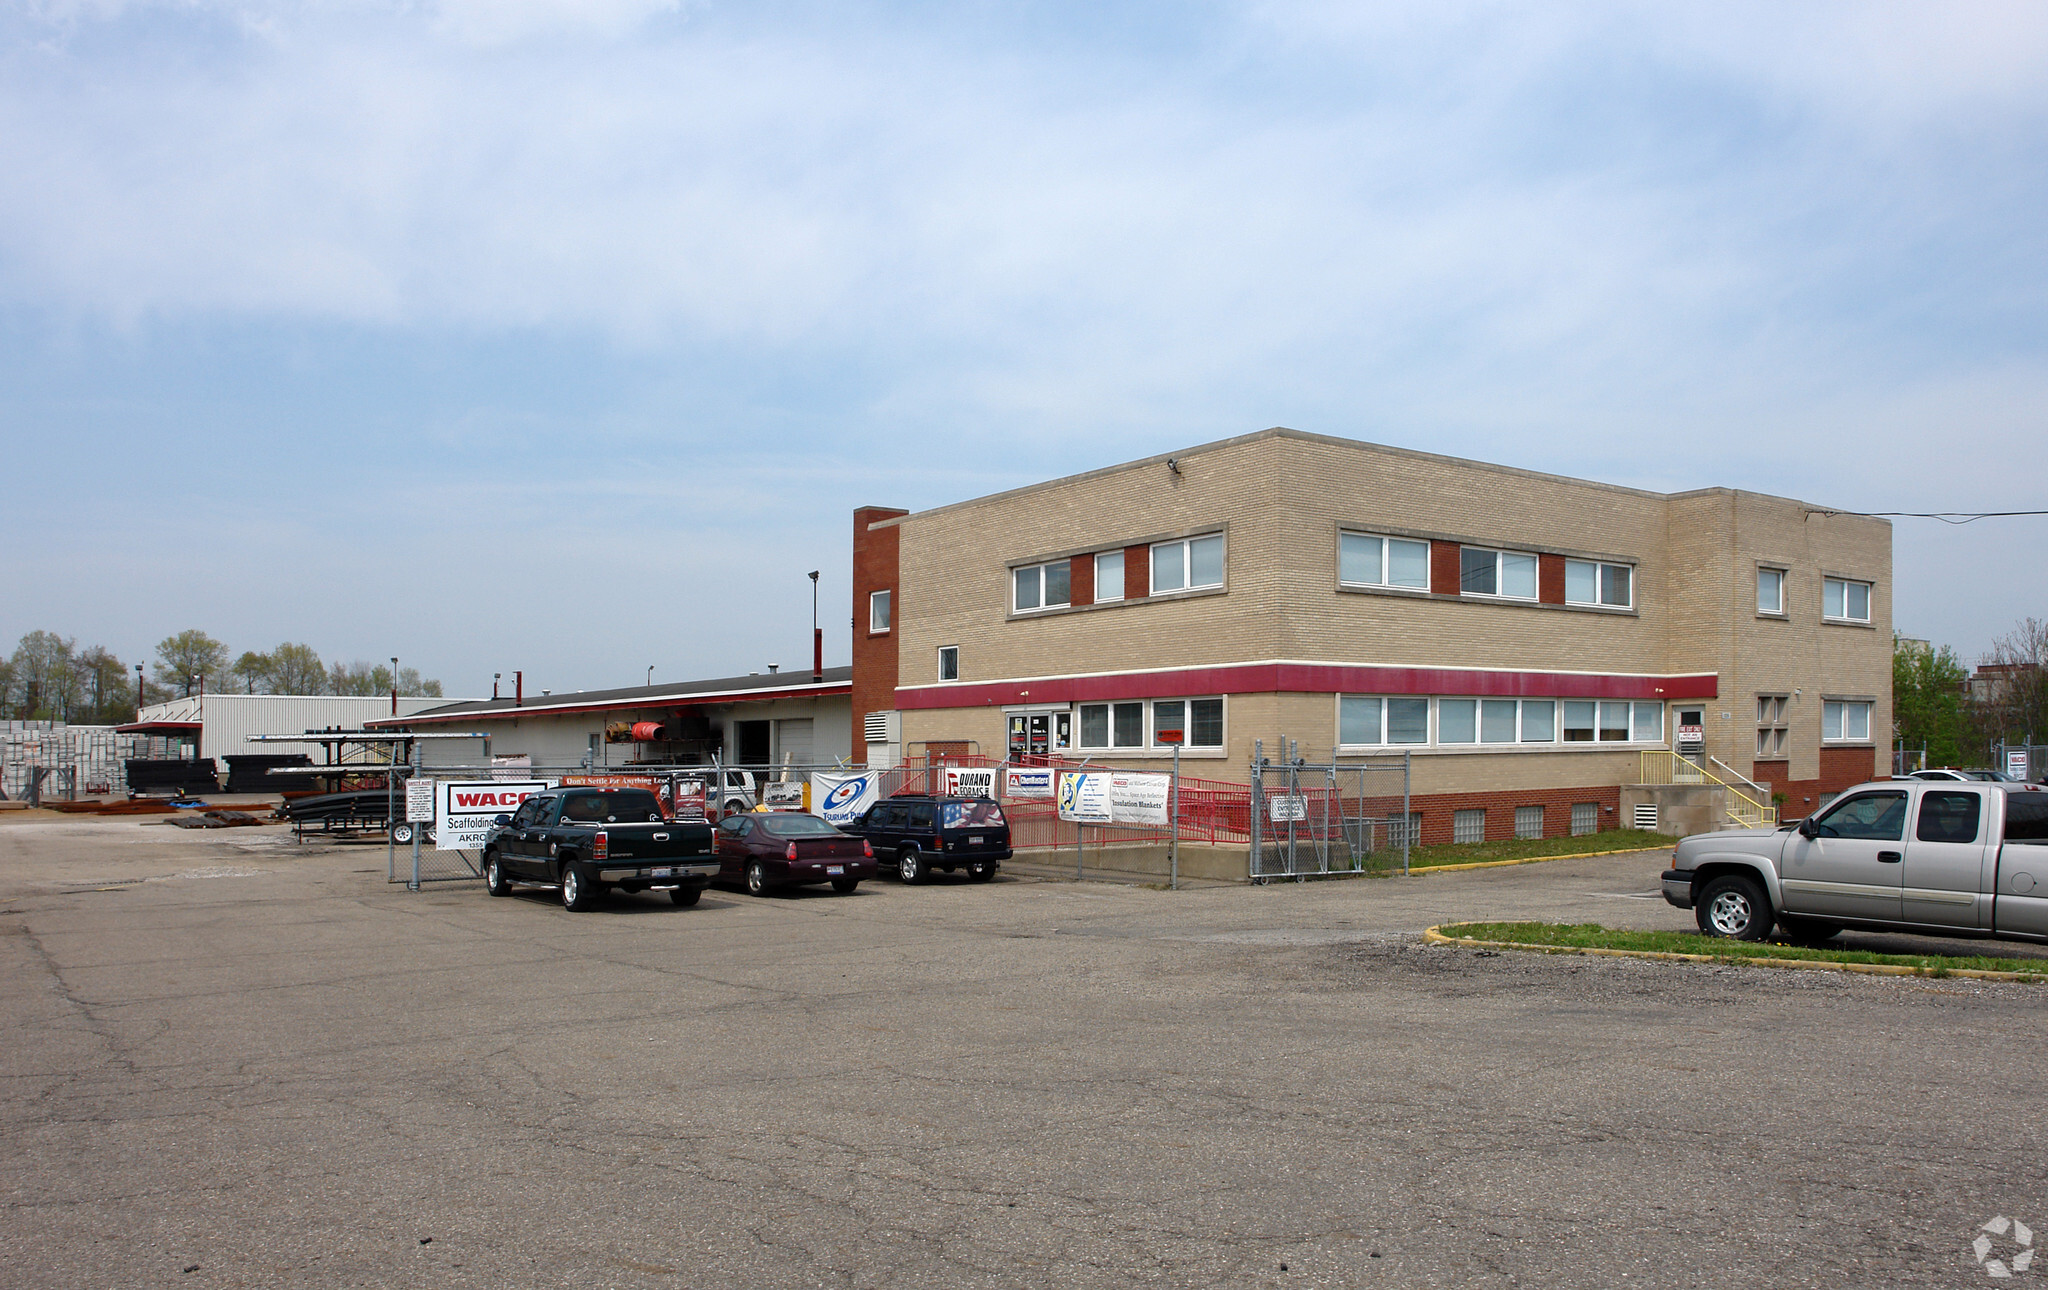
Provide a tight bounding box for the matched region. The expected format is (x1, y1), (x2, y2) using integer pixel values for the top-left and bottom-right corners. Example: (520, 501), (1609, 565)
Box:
(136, 695), (455, 761)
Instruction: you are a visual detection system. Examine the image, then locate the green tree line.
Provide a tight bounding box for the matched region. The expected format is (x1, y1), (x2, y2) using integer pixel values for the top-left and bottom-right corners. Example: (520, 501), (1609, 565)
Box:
(1, 629), (442, 724)
(1895, 616), (2048, 766)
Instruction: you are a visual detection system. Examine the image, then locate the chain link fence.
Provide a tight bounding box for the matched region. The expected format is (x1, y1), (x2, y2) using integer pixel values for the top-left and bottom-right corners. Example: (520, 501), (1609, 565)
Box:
(1247, 739), (1412, 881)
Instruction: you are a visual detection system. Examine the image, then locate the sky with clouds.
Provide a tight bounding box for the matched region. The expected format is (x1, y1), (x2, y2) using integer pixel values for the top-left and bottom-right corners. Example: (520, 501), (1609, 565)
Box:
(3, 0), (2044, 695)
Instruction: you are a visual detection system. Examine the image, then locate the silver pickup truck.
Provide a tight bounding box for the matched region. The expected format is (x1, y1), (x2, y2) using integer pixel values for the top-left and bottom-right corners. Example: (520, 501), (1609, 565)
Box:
(1662, 779), (2048, 943)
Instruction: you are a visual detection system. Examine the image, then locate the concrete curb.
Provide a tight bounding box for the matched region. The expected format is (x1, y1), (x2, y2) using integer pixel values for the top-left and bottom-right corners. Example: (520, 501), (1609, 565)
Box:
(1421, 925), (2048, 983)
(1406, 845), (1666, 875)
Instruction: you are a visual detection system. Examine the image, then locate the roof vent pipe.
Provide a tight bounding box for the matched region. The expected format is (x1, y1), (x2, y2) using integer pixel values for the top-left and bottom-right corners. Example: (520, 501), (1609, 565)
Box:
(768, 664), (779, 674)
(515, 671), (523, 707)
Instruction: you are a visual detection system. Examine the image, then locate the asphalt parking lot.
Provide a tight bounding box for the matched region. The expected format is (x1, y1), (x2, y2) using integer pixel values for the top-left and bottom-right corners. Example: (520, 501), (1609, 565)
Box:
(3, 817), (2044, 1288)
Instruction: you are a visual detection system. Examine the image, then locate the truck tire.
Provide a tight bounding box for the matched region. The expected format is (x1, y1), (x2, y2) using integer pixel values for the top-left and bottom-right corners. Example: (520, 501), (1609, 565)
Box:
(390, 823), (414, 846)
(898, 848), (925, 884)
(669, 885), (702, 907)
(561, 863), (598, 912)
(484, 853), (510, 897)
(746, 861), (771, 897)
(968, 863), (995, 883)
(1776, 914), (1842, 945)
(1696, 873), (1771, 941)
(725, 799), (748, 816)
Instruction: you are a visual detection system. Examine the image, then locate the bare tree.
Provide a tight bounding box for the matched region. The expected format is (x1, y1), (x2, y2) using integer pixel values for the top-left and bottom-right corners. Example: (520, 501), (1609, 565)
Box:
(1979, 616), (2048, 746)
(75, 645), (132, 724)
(231, 651), (274, 695)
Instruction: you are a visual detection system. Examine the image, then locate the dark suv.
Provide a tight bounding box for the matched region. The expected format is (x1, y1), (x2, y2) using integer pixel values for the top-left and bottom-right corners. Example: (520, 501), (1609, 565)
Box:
(842, 794), (1011, 884)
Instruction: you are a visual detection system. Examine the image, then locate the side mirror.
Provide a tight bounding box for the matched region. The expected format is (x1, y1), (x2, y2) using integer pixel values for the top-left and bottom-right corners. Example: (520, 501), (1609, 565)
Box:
(493, 814), (511, 826)
(1796, 816), (1818, 839)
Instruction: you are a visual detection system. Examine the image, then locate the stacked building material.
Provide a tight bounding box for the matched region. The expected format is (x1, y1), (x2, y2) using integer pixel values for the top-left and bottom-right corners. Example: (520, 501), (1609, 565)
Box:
(223, 754), (317, 793)
(124, 759), (221, 796)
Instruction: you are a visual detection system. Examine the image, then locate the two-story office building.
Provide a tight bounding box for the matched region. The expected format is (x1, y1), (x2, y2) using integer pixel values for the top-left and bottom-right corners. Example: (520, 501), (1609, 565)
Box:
(850, 428), (1890, 841)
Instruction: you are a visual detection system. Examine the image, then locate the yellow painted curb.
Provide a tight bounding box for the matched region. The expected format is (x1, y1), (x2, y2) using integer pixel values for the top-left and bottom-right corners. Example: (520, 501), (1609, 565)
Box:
(1421, 926), (2048, 983)
(1406, 846), (1666, 874)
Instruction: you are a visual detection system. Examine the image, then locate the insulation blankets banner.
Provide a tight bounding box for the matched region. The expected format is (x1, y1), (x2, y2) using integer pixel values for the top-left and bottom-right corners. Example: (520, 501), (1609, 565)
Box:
(436, 780), (546, 851)
(560, 773), (679, 817)
(811, 771), (881, 827)
(1108, 773), (1172, 826)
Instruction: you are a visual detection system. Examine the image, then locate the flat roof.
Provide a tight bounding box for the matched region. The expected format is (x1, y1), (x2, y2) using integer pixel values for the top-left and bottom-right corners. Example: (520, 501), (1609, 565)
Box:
(370, 666), (853, 727)
(864, 426), (1888, 532)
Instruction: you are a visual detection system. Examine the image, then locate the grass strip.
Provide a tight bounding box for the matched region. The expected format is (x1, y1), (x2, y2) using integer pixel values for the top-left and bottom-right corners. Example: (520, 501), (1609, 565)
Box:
(1402, 829), (1676, 870)
(1436, 921), (2048, 980)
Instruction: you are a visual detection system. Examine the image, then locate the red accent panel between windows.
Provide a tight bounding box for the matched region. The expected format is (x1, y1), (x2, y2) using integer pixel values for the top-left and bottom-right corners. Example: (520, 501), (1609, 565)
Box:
(1430, 541), (1462, 595)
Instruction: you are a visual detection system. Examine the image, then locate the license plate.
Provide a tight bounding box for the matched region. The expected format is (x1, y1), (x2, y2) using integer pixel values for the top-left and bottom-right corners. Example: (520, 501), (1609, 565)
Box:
(827, 865), (844, 875)
(652, 867), (672, 877)
(969, 836), (984, 845)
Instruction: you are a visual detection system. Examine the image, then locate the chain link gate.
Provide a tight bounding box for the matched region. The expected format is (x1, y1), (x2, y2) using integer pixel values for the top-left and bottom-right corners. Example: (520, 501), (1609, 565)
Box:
(1248, 739), (1411, 881)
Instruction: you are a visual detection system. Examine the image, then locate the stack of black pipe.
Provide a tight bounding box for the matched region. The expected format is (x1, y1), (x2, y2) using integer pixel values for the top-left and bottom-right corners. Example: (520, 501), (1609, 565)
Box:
(125, 760), (221, 795)
(223, 755), (317, 792)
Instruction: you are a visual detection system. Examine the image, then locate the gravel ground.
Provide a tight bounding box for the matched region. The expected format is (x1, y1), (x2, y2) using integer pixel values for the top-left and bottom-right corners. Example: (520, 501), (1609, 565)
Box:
(1, 820), (2042, 1288)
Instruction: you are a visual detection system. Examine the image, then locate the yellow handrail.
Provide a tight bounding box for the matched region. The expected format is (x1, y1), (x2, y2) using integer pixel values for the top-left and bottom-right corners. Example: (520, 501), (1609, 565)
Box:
(1638, 751), (1778, 827)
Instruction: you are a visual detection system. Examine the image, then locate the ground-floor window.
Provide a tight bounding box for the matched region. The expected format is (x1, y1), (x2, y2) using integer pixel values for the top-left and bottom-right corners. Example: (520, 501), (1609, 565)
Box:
(1822, 700), (1871, 742)
(1076, 696), (1224, 752)
(1515, 804), (1544, 839)
(1339, 695), (1661, 751)
(1571, 802), (1599, 835)
(1453, 809), (1486, 844)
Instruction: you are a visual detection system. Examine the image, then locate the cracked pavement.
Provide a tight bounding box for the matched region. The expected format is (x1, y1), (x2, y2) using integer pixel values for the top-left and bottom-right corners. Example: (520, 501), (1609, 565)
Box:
(0, 817), (2042, 1287)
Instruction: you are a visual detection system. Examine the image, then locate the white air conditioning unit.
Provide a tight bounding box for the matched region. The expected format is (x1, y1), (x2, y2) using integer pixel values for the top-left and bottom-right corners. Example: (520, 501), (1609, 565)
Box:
(864, 710), (901, 769)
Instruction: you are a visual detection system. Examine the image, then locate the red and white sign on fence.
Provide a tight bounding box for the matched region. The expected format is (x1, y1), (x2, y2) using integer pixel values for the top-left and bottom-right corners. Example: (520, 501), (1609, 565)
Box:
(435, 780), (546, 851)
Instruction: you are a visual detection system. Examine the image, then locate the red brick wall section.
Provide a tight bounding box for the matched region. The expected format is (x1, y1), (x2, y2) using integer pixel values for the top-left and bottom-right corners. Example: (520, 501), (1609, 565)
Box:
(1124, 544), (1150, 600)
(1756, 748), (1883, 818)
(1384, 785), (1624, 847)
(850, 506), (908, 764)
(1070, 553), (1094, 607)
(1538, 553), (1566, 605)
(1430, 541), (1461, 595)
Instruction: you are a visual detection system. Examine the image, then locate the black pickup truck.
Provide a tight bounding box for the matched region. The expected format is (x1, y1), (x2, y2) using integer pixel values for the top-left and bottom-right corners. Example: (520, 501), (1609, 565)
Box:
(481, 787), (717, 912)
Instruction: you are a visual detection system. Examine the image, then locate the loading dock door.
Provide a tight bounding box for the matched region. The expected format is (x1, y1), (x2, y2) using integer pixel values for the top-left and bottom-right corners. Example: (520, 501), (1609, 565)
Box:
(735, 720), (771, 765)
(775, 718), (814, 767)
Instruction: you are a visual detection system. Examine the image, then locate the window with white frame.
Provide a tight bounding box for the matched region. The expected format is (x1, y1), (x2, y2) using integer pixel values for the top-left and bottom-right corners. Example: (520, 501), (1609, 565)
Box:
(1434, 698), (1560, 745)
(1823, 577), (1871, 623)
(1012, 560), (1071, 613)
(937, 646), (958, 682)
(1757, 568), (1786, 616)
(1756, 694), (1788, 756)
(1561, 700), (1663, 743)
(1151, 534), (1224, 595)
(869, 589), (891, 633)
(1077, 697), (1223, 750)
(1336, 696), (1431, 747)
(1823, 700), (1872, 742)
(1459, 547), (1538, 599)
(1339, 532), (1430, 590)
(1094, 550), (1124, 602)
(1564, 559), (1632, 609)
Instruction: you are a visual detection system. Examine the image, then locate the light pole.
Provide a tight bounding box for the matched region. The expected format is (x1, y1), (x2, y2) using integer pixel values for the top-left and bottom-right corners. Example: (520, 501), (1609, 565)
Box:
(390, 657), (398, 716)
(809, 570), (822, 682)
(647, 665), (655, 687)
(135, 664), (144, 712)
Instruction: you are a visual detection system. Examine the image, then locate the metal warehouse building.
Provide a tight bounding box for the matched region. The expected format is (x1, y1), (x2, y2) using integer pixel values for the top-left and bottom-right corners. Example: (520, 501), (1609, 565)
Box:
(849, 427), (1891, 843)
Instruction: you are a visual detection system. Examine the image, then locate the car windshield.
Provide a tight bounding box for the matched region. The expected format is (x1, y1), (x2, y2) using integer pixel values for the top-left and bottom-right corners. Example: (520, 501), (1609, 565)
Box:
(760, 814), (845, 837)
(943, 800), (1006, 829)
(558, 790), (665, 823)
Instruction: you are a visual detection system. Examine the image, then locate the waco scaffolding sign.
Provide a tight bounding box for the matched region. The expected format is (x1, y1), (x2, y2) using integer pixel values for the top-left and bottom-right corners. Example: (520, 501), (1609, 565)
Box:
(435, 780), (547, 851)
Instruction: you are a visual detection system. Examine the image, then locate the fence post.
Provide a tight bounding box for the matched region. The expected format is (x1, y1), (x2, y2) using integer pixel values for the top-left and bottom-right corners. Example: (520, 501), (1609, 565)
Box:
(1401, 751), (1411, 875)
(1170, 743), (1180, 891)
(1250, 740), (1263, 882)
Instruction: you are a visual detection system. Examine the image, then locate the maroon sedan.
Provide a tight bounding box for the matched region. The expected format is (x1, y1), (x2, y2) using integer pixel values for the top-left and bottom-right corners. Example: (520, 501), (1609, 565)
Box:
(713, 812), (878, 895)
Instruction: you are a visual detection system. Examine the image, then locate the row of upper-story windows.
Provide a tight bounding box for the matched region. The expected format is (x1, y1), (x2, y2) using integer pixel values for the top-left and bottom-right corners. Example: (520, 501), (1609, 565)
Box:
(1757, 568), (1873, 624)
(1336, 695), (1666, 749)
(957, 530), (1877, 626)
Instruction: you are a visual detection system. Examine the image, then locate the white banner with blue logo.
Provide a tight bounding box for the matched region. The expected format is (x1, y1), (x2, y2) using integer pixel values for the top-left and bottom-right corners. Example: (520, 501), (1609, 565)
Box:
(811, 771), (881, 827)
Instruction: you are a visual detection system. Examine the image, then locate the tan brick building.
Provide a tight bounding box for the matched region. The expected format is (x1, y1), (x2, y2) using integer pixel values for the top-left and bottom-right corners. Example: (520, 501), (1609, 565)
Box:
(851, 429), (1890, 841)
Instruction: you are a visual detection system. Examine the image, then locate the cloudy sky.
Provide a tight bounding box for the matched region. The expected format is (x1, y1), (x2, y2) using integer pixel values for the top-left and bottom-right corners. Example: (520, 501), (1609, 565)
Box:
(4, 0), (2044, 695)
